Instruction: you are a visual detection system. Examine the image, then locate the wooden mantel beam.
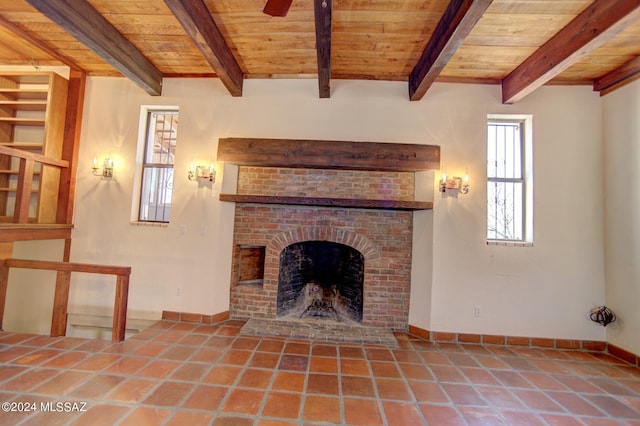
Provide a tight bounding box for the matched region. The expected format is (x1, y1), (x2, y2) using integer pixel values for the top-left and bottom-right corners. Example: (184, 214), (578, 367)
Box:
(409, 0), (493, 101)
(25, 0), (163, 96)
(502, 0), (640, 104)
(217, 138), (440, 172)
(594, 55), (640, 94)
(163, 0), (244, 97)
(314, 0), (332, 98)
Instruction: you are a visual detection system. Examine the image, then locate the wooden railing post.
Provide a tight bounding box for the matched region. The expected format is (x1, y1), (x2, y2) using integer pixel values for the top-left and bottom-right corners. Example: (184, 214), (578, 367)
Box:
(113, 274), (130, 342)
(0, 243), (13, 331)
(14, 158), (34, 223)
(0, 260), (9, 331)
(51, 270), (71, 336)
(51, 238), (72, 337)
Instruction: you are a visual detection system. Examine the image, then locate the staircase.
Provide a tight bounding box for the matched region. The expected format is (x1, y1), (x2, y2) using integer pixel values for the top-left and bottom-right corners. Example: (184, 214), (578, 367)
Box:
(0, 70), (131, 342)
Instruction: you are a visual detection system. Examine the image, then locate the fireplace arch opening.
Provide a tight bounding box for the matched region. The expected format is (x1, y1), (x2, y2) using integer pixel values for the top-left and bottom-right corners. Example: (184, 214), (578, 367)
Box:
(277, 241), (364, 323)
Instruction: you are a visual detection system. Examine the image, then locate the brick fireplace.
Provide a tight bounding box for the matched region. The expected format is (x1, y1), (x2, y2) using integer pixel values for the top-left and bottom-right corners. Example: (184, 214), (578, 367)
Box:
(219, 138), (439, 332)
(228, 167), (417, 330)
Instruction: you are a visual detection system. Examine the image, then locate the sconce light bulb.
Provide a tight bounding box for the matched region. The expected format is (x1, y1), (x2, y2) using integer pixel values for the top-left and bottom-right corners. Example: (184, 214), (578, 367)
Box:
(461, 174), (470, 194)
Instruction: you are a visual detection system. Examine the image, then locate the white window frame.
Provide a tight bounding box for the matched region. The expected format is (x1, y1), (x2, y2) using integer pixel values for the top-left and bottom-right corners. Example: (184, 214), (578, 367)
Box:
(132, 106), (179, 224)
(487, 114), (533, 244)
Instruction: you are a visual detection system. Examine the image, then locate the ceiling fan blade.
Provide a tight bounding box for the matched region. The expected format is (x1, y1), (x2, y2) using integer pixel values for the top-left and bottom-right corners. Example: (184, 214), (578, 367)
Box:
(263, 0), (293, 17)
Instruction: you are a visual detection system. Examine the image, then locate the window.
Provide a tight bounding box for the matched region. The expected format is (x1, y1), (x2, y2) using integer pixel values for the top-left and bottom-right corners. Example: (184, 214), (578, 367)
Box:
(138, 109), (179, 222)
(487, 115), (532, 242)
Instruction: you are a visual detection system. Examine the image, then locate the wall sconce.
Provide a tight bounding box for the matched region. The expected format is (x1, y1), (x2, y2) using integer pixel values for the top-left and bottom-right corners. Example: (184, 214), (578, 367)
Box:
(92, 157), (114, 178)
(188, 162), (215, 183)
(439, 173), (469, 194)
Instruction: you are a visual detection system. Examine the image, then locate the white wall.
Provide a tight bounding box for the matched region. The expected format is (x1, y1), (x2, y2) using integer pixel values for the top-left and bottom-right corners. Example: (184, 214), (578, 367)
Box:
(603, 79), (640, 355)
(429, 85), (605, 340)
(3, 239), (65, 334)
(5, 76), (607, 342)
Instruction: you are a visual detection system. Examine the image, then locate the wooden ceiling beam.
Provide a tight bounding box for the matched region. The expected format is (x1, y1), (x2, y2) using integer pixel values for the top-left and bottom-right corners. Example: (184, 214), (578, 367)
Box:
(25, 0), (163, 96)
(502, 0), (640, 104)
(408, 0), (493, 101)
(594, 55), (640, 94)
(163, 0), (244, 97)
(314, 0), (332, 98)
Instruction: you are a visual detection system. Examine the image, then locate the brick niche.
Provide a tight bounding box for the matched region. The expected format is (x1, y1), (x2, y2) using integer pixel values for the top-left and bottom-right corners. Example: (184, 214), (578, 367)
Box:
(228, 167), (416, 331)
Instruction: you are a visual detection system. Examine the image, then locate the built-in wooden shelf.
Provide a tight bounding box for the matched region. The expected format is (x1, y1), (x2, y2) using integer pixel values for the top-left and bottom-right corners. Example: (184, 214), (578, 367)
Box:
(220, 194), (432, 211)
(0, 100), (48, 111)
(0, 87), (48, 95)
(0, 117), (45, 126)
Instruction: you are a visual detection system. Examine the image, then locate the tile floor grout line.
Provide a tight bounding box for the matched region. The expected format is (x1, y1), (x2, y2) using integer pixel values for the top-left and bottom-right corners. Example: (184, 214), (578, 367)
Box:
(395, 342), (431, 426)
(252, 335), (284, 424)
(205, 331), (247, 420)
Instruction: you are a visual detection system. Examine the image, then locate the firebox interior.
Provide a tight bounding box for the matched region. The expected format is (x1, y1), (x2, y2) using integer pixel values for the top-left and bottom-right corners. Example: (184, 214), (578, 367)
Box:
(277, 241), (364, 323)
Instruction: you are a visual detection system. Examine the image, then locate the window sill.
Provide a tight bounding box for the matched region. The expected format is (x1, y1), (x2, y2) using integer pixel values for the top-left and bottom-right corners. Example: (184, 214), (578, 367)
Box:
(130, 221), (169, 228)
(486, 240), (533, 247)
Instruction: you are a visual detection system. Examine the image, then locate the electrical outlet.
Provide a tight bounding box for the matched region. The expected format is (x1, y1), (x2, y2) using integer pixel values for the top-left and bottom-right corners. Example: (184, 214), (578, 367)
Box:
(473, 305), (481, 317)
(176, 287), (182, 297)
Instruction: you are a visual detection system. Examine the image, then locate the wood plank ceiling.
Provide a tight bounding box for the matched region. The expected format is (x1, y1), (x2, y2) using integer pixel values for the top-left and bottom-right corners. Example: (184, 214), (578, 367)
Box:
(0, 0), (638, 103)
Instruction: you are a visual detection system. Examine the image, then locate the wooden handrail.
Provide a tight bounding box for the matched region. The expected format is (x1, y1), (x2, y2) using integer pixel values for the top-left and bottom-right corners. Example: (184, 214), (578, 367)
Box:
(0, 224), (73, 242)
(0, 145), (69, 168)
(0, 145), (69, 223)
(0, 258), (131, 342)
(5, 259), (130, 275)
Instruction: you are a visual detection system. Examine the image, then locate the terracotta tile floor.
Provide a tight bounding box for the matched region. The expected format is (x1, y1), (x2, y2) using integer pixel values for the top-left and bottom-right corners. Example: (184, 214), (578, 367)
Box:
(0, 320), (639, 425)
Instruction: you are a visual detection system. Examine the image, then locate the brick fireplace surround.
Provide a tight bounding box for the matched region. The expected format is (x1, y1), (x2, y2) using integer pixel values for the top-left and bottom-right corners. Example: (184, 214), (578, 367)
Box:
(228, 167), (418, 330)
